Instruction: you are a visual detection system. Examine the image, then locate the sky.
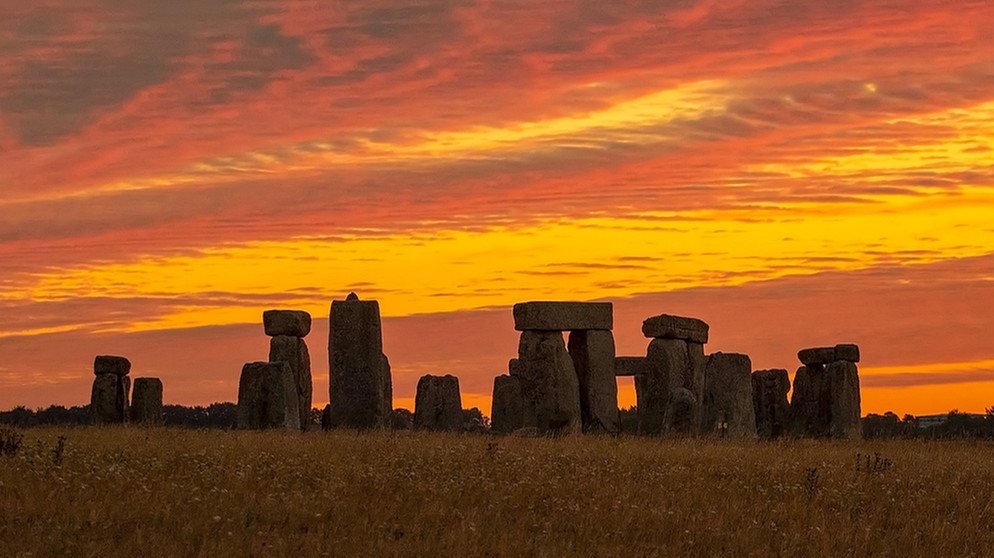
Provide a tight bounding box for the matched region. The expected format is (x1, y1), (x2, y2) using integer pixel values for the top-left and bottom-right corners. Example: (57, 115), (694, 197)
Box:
(2, 0), (993, 417)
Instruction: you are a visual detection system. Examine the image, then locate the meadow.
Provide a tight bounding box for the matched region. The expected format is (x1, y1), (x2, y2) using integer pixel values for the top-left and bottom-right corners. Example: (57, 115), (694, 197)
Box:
(2, 427), (993, 557)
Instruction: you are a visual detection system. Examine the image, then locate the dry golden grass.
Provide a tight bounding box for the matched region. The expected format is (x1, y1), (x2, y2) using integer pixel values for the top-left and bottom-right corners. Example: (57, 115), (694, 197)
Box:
(2, 427), (993, 557)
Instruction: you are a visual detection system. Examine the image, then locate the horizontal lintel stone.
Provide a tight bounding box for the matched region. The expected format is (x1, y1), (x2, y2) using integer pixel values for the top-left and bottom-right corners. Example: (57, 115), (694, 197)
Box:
(641, 314), (709, 343)
(263, 309), (312, 337)
(513, 301), (613, 331)
(614, 356), (648, 377)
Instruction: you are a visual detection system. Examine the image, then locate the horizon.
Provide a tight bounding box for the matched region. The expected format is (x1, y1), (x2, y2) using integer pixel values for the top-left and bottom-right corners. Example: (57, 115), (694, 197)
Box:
(2, 1), (993, 416)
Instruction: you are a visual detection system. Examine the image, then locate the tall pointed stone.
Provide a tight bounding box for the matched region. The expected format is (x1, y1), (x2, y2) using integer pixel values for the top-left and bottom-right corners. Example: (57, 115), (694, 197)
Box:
(517, 331), (581, 435)
(567, 329), (619, 434)
(328, 293), (392, 429)
(702, 352), (756, 438)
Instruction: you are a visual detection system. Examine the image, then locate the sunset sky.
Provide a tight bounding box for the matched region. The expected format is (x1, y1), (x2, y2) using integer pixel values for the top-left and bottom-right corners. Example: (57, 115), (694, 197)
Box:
(2, 0), (993, 416)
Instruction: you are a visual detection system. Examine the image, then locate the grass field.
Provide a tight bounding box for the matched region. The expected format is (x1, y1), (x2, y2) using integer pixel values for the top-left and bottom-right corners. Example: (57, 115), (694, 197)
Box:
(2, 427), (993, 557)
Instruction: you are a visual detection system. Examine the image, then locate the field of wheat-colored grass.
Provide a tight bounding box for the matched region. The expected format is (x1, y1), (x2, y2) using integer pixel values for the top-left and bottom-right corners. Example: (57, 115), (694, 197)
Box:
(2, 427), (993, 557)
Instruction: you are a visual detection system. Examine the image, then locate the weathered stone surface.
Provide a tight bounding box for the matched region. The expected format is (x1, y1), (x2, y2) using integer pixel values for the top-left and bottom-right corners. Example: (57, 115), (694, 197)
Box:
(797, 347), (837, 366)
(237, 361), (301, 431)
(638, 338), (706, 435)
(94, 355), (131, 376)
(828, 360), (861, 439)
(664, 388), (697, 436)
(491, 375), (524, 434)
(321, 404), (332, 431)
(508, 358), (523, 376)
(130, 377), (163, 424)
(568, 329), (619, 434)
(270, 335), (313, 431)
(615, 356), (647, 377)
(414, 374), (463, 431)
(517, 330), (581, 434)
(702, 353), (756, 438)
(752, 369), (790, 440)
(263, 309), (312, 338)
(91, 373), (130, 424)
(834, 343), (860, 363)
(641, 314), (709, 343)
(512, 301), (613, 331)
(328, 295), (392, 429)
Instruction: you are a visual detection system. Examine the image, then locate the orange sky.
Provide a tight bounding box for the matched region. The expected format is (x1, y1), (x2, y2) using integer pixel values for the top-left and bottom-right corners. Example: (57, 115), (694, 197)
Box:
(2, 0), (993, 416)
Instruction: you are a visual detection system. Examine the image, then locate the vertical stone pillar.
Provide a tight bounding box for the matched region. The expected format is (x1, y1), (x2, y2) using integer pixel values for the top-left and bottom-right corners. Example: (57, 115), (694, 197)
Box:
(789, 344), (861, 439)
(702, 352), (756, 438)
(752, 369), (790, 440)
(491, 374), (524, 434)
(130, 377), (163, 425)
(568, 330), (620, 434)
(517, 330), (581, 435)
(639, 315), (709, 435)
(264, 309), (313, 431)
(328, 293), (392, 429)
(414, 374), (463, 431)
(237, 361), (301, 430)
(90, 355), (131, 424)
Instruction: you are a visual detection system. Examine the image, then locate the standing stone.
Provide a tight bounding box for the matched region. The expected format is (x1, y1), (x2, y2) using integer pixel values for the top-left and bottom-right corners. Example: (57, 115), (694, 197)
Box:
(517, 330), (581, 435)
(702, 353), (756, 438)
(491, 375), (524, 434)
(752, 369), (790, 440)
(640, 338), (705, 435)
(828, 360), (861, 439)
(94, 355), (131, 376)
(789, 365), (832, 437)
(663, 387), (697, 435)
(91, 373), (130, 424)
(414, 374), (463, 431)
(328, 294), (392, 429)
(567, 329), (619, 434)
(130, 377), (163, 425)
(237, 361), (301, 431)
(270, 335), (312, 430)
(262, 309), (312, 337)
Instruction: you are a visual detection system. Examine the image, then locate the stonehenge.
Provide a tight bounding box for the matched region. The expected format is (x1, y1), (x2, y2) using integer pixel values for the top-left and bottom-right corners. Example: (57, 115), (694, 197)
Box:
(327, 293), (393, 429)
(752, 369), (790, 440)
(237, 361), (300, 430)
(130, 377), (163, 424)
(414, 374), (463, 431)
(91, 355), (131, 424)
(702, 352), (756, 438)
(790, 344), (861, 439)
(510, 301), (619, 435)
(265, 309), (313, 430)
(490, 374), (524, 434)
(638, 314), (708, 436)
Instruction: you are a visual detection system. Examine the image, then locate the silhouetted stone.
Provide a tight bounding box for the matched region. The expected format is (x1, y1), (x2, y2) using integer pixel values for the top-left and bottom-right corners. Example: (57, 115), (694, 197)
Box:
(414, 374), (463, 431)
(237, 361), (301, 431)
(797, 347), (836, 366)
(491, 375), (524, 434)
(702, 353), (756, 438)
(828, 360), (861, 438)
(508, 358), (523, 377)
(270, 335), (312, 431)
(614, 356), (647, 377)
(517, 330), (581, 434)
(834, 343), (860, 363)
(640, 338), (706, 435)
(568, 329), (619, 434)
(641, 314), (709, 343)
(664, 387), (697, 435)
(321, 404), (332, 431)
(752, 369), (790, 440)
(263, 309), (312, 338)
(94, 355), (131, 376)
(512, 301), (613, 331)
(789, 355), (862, 439)
(130, 377), (163, 424)
(91, 373), (130, 424)
(327, 294), (392, 429)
